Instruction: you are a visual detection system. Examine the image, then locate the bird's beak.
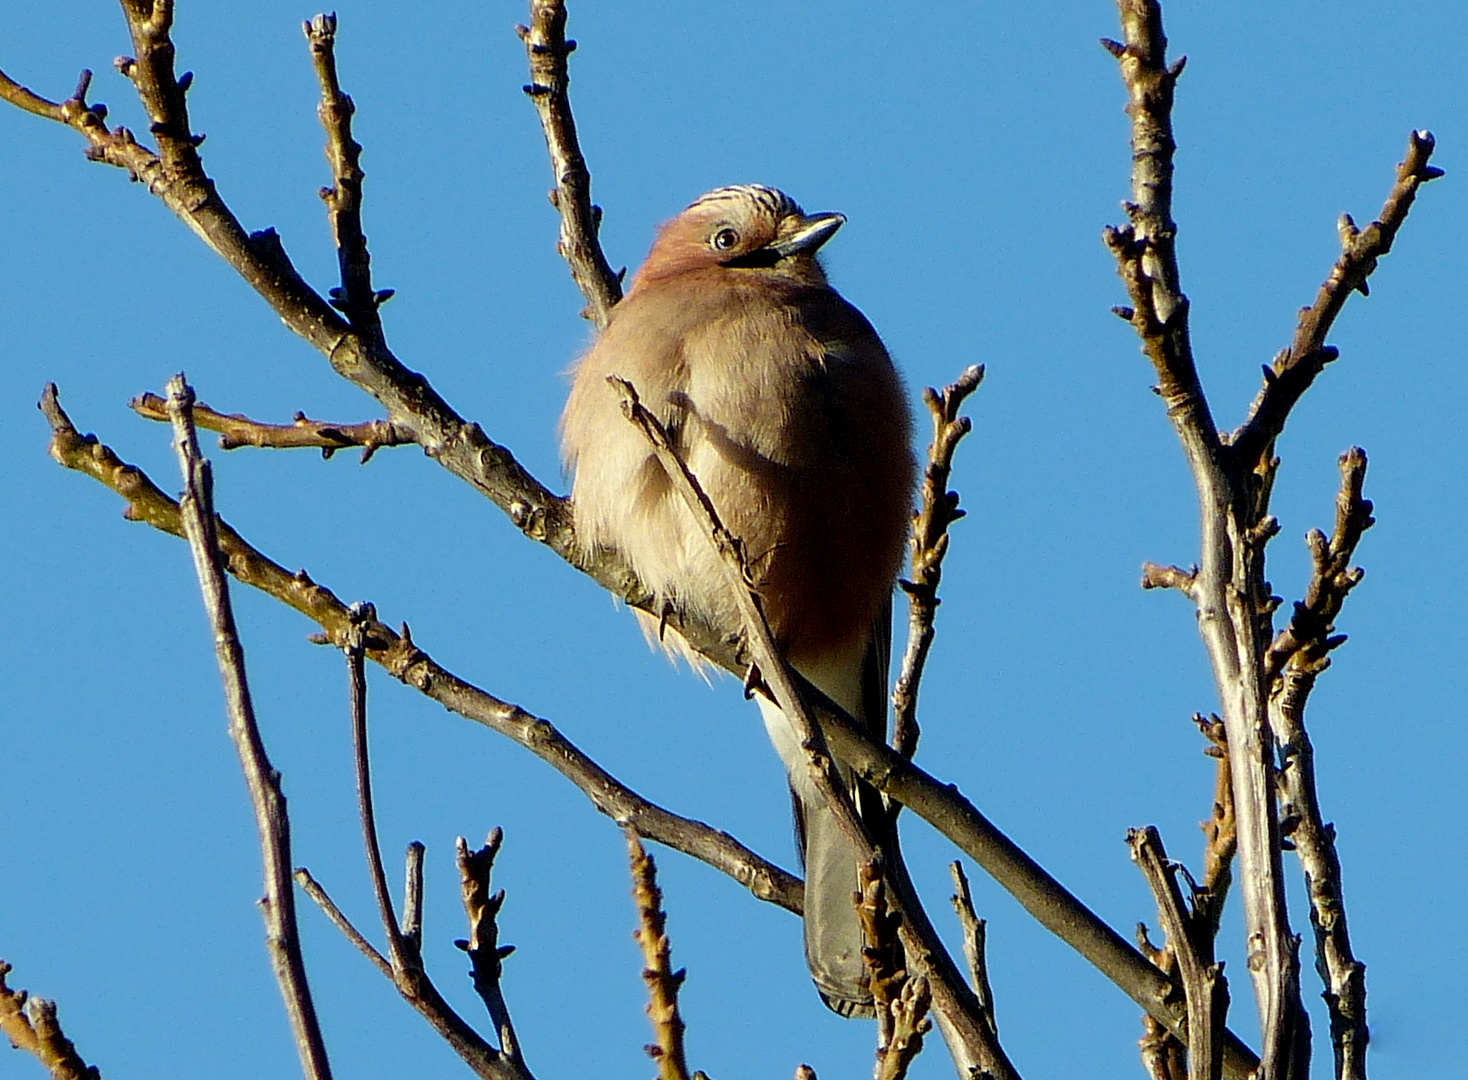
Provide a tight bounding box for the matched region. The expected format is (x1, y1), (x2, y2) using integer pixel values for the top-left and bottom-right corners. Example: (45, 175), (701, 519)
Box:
(769, 212), (845, 257)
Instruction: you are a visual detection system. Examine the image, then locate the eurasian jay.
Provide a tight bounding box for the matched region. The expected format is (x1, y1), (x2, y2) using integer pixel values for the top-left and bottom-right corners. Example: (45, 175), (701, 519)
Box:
(561, 184), (915, 1016)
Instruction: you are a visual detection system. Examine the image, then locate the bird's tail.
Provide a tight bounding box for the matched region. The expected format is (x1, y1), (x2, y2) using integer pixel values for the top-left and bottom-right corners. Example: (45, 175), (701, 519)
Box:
(756, 604), (895, 1018)
(791, 769), (887, 1017)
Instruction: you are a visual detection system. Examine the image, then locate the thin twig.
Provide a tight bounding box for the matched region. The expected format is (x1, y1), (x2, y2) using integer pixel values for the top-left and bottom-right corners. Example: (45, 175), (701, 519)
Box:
(296, 863), (520, 1080)
(948, 862), (997, 1037)
(1139, 1014), (1186, 1080)
(1232, 141), (1443, 470)
(859, 864), (933, 1080)
(517, 0), (623, 327)
(164, 374), (334, 1080)
(305, 13), (388, 345)
(1193, 715), (1236, 933)
(456, 831), (523, 1065)
(1129, 827), (1229, 1080)
(41, 383), (800, 915)
(0, 961), (99, 1080)
(345, 606), (410, 972)
(611, 376), (1018, 1080)
(1271, 451), (1374, 1080)
(403, 841), (426, 954)
(43, 389), (1259, 1074)
(628, 835), (695, 1080)
(130, 392), (411, 460)
(891, 364), (983, 760)
(295, 869), (393, 979)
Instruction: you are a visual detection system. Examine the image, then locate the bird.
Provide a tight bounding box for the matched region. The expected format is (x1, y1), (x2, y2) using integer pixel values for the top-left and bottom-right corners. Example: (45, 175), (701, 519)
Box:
(560, 184), (915, 1016)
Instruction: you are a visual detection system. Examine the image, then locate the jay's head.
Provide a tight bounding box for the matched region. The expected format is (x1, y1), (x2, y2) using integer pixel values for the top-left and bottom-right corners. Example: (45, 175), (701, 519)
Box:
(628, 185), (845, 295)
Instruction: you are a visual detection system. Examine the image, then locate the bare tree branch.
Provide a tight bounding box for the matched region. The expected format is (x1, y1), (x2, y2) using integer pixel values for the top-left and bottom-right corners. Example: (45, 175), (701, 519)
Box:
(517, 0), (624, 328)
(610, 377), (1019, 1080)
(859, 864), (933, 1080)
(0, 7), (628, 630)
(1130, 827), (1229, 1080)
(628, 835), (699, 1080)
(41, 385), (1258, 1075)
(1232, 141), (1443, 471)
(305, 12), (390, 345)
(403, 841), (426, 954)
(891, 365), (983, 760)
(295, 864), (521, 1080)
(295, 869), (393, 978)
(1271, 451), (1374, 1080)
(1139, 1014), (1187, 1080)
(0, 962), (99, 1080)
(1193, 715), (1236, 933)
(163, 374), (334, 1080)
(343, 608), (413, 975)
(456, 831), (524, 1066)
(130, 392), (411, 459)
(948, 862), (997, 1037)
(41, 384), (803, 914)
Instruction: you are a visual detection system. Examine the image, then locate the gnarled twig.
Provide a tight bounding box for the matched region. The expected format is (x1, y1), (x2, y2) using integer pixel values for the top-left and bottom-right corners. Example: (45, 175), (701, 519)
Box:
(891, 365), (983, 760)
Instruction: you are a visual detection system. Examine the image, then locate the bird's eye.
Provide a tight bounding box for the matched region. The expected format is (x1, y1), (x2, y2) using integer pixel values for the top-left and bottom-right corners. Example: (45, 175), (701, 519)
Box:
(712, 227), (740, 251)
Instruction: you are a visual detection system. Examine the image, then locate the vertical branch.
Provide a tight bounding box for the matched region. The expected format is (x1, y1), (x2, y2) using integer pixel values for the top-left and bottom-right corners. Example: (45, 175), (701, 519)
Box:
(1269, 450), (1375, 1080)
(164, 375), (334, 1080)
(456, 831), (524, 1066)
(859, 862), (933, 1080)
(518, 0), (623, 328)
(891, 364), (983, 760)
(1130, 827), (1230, 1080)
(403, 841), (426, 953)
(345, 606), (410, 972)
(948, 862), (997, 1037)
(1103, 5), (1305, 1073)
(628, 835), (695, 1080)
(611, 377), (1019, 1080)
(305, 13), (390, 346)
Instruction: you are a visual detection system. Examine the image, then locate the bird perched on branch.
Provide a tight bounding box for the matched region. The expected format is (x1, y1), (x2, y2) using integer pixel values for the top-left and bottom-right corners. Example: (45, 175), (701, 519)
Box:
(561, 184), (915, 1016)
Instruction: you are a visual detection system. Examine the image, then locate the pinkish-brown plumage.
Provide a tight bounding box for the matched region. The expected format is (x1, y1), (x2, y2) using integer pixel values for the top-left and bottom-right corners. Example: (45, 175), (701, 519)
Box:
(561, 185), (914, 1015)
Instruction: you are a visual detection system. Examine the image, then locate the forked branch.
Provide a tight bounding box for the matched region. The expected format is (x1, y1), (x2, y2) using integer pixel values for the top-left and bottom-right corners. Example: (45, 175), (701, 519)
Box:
(517, 0), (624, 327)
(611, 376), (1017, 1080)
(40, 384), (803, 917)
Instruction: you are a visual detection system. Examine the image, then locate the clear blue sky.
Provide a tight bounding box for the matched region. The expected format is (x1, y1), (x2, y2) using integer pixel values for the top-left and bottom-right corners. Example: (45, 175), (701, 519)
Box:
(3, 3), (1463, 1078)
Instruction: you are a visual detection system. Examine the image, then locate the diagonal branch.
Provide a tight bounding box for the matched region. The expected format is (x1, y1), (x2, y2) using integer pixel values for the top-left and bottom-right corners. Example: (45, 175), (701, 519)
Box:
(891, 365), (983, 760)
(0, 962), (99, 1080)
(43, 388), (1259, 1077)
(629, 835), (698, 1080)
(1130, 827), (1229, 1080)
(517, 0), (623, 328)
(1232, 139), (1442, 470)
(610, 376), (1019, 1080)
(164, 374), (334, 1080)
(41, 383), (803, 917)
